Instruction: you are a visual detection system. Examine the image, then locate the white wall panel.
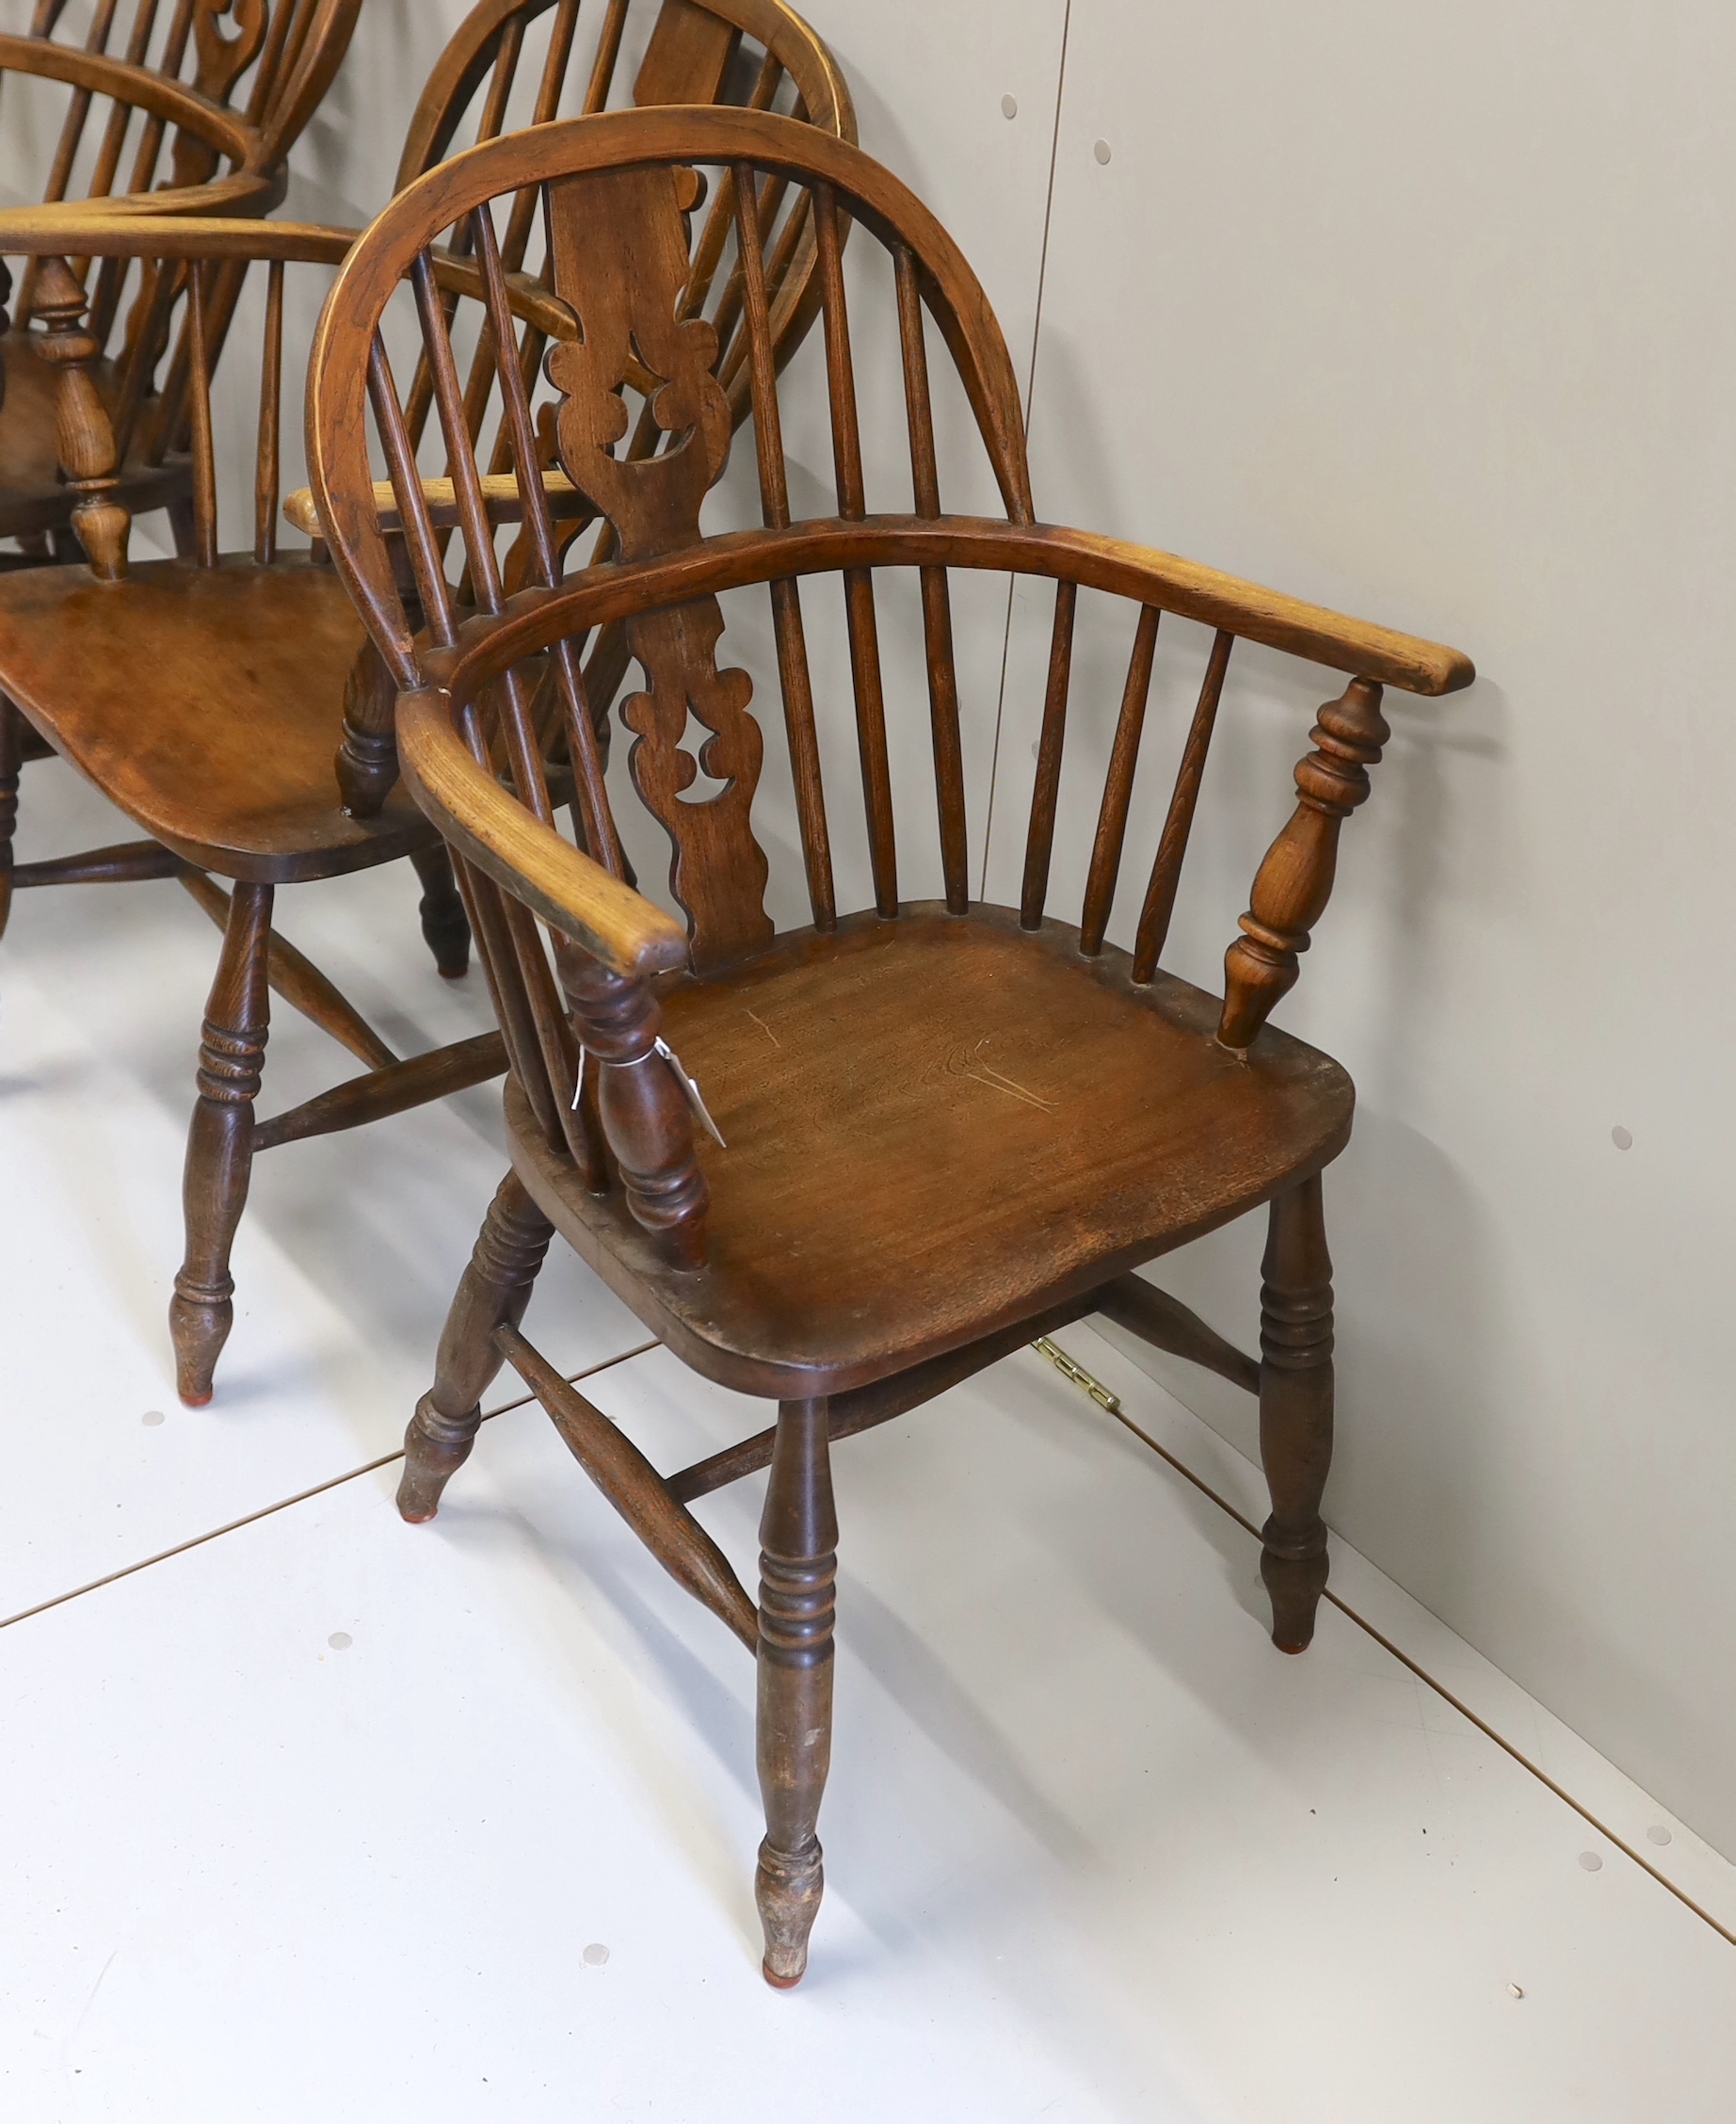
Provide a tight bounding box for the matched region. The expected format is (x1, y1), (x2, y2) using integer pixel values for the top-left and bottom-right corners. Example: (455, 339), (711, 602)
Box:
(998, 0), (1736, 1855)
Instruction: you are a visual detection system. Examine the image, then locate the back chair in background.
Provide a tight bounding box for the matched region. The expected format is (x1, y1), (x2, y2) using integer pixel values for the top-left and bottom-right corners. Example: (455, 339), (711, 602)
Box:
(306, 108), (1474, 1987)
(0, 0), (850, 1404)
(0, 0), (365, 568)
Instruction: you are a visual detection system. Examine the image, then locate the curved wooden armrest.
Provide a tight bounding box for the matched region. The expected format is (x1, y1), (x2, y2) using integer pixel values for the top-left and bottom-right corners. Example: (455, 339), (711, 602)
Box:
(414, 517), (1474, 705)
(1015, 523), (1474, 699)
(396, 687), (687, 983)
(0, 213), (357, 266)
(0, 216), (581, 347)
(0, 177), (278, 249)
(283, 470), (596, 542)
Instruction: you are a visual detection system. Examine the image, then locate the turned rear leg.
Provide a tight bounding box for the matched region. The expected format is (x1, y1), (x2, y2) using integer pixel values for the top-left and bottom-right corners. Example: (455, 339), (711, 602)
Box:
(1258, 1174), (1334, 1652)
(410, 843), (471, 980)
(169, 881), (272, 1406)
(755, 1396), (837, 1988)
(398, 1171), (554, 1522)
(0, 697), (19, 941)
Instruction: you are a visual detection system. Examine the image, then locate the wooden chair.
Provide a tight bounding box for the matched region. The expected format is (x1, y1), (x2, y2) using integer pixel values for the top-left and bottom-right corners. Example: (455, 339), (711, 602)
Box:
(0, 0), (365, 568)
(305, 109), (1476, 1987)
(0, 1), (849, 1406)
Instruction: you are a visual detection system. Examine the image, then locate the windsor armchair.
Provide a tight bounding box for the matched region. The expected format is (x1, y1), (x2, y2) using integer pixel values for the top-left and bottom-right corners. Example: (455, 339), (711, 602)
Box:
(0, 0), (850, 1405)
(0, 0), (363, 567)
(306, 109), (1475, 1987)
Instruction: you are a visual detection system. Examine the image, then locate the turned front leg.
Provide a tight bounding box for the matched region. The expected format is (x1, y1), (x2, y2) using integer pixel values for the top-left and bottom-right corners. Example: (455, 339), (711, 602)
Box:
(756, 1396), (837, 1989)
(1258, 1175), (1334, 1651)
(398, 1171), (554, 1522)
(170, 881), (272, 1405)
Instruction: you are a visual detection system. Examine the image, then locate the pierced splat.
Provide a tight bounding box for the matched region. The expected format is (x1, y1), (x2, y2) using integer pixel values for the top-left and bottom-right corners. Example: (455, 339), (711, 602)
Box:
(543, 164), (773, 971)
(173, 1), (268, 184)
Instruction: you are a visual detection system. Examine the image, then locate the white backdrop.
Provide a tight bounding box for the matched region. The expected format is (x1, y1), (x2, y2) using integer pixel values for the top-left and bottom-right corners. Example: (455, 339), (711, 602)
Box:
(5, 0), (1729, 1857)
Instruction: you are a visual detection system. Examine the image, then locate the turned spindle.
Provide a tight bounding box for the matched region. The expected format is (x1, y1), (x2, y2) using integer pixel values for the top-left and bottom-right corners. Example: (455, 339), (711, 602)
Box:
(559, 946), (709, 1269)
(32, 257), (130, 581)
(1218, 678), (1390, 1050)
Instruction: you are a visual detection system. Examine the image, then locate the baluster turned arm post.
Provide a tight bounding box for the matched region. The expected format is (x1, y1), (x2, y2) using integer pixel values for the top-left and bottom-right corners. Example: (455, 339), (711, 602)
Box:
(556, 941), (710, 1271)
(32, 255), (130, 579)
(1217, 677), (1390, 1051)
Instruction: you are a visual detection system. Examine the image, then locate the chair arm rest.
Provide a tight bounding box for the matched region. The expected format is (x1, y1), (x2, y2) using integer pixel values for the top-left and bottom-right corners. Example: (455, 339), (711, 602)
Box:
(0, 215), (581, 346)
(0, 214), (358, 267)
(396, 687), (687, 983)
(283, 471), (596, 541)
(1016, 523), (1473, 698)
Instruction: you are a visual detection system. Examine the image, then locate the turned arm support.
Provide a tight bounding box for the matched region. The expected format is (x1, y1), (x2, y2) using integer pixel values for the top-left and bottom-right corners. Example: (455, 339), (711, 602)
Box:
(29, 257), (129, 579)
(1217, 675), (1391, 1050)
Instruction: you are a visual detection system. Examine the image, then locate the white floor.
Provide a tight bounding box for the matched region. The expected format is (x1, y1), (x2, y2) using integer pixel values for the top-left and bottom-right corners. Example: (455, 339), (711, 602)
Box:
(3, 762), (1732, 2123)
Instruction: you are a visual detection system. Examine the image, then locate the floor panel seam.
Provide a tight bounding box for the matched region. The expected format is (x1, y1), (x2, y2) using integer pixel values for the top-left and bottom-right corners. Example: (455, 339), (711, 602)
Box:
(0, 1340), (660, 1636)
(1098, 1395), (1736, 1951)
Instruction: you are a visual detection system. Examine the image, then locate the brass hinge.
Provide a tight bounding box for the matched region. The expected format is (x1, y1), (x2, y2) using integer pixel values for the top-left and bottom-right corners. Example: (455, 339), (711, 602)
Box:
(1031, 1336), (1122, 1416)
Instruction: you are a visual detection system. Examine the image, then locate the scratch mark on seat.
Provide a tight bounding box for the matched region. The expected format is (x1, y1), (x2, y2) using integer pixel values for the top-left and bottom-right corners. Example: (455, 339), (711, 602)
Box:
(967, 1065), (1055, 1113)
(744, 1007), (780, 1049)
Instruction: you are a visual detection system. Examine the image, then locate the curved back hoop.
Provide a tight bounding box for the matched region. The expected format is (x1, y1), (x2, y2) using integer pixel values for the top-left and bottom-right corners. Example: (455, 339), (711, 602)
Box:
(397, 0), (852, 192)
(309, 106), (1033, 687)
(4, 1), (362, 235)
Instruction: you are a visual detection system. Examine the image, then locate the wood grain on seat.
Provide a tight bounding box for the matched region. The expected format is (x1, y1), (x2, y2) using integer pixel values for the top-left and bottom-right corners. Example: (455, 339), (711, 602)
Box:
(0, 555), (434, 879)
(509, 906), (1353, 1399)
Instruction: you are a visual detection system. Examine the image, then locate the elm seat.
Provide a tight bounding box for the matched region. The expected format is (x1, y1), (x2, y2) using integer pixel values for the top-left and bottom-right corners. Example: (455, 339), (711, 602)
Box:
(0, 555), (437, 880)
(511, 906), (1355, 1399)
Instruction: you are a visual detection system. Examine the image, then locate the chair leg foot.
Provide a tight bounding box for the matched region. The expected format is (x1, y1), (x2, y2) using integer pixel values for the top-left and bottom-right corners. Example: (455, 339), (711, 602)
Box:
(1261, 1538), (1331, 1653)
(754, 1397), (836, 1990)
(397, 1395), (481, 1523)
(170, 882), (271, 1407)
(410, 843), (471, 979)
(1257, 1173), (1334, 1653)
(399, 1171), (553, 1523)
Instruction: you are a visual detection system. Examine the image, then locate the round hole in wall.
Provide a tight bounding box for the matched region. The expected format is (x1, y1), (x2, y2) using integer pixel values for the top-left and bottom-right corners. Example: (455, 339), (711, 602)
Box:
(1093, 137), (1112, 165)
(1611, 1125), (1633, 1150)
(328, 1631), (353, 1651)
(1577, 1850), (1603, 1872)
(1647, 1825), (1673, 1846)
(1001, 94), (1018, 120)
(583, 1943), (610, 1968)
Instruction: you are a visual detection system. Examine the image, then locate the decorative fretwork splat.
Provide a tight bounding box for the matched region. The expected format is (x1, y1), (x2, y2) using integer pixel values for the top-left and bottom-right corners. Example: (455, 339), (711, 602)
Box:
(543, 164), (774, 973)
(172, 0), (268, 184)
